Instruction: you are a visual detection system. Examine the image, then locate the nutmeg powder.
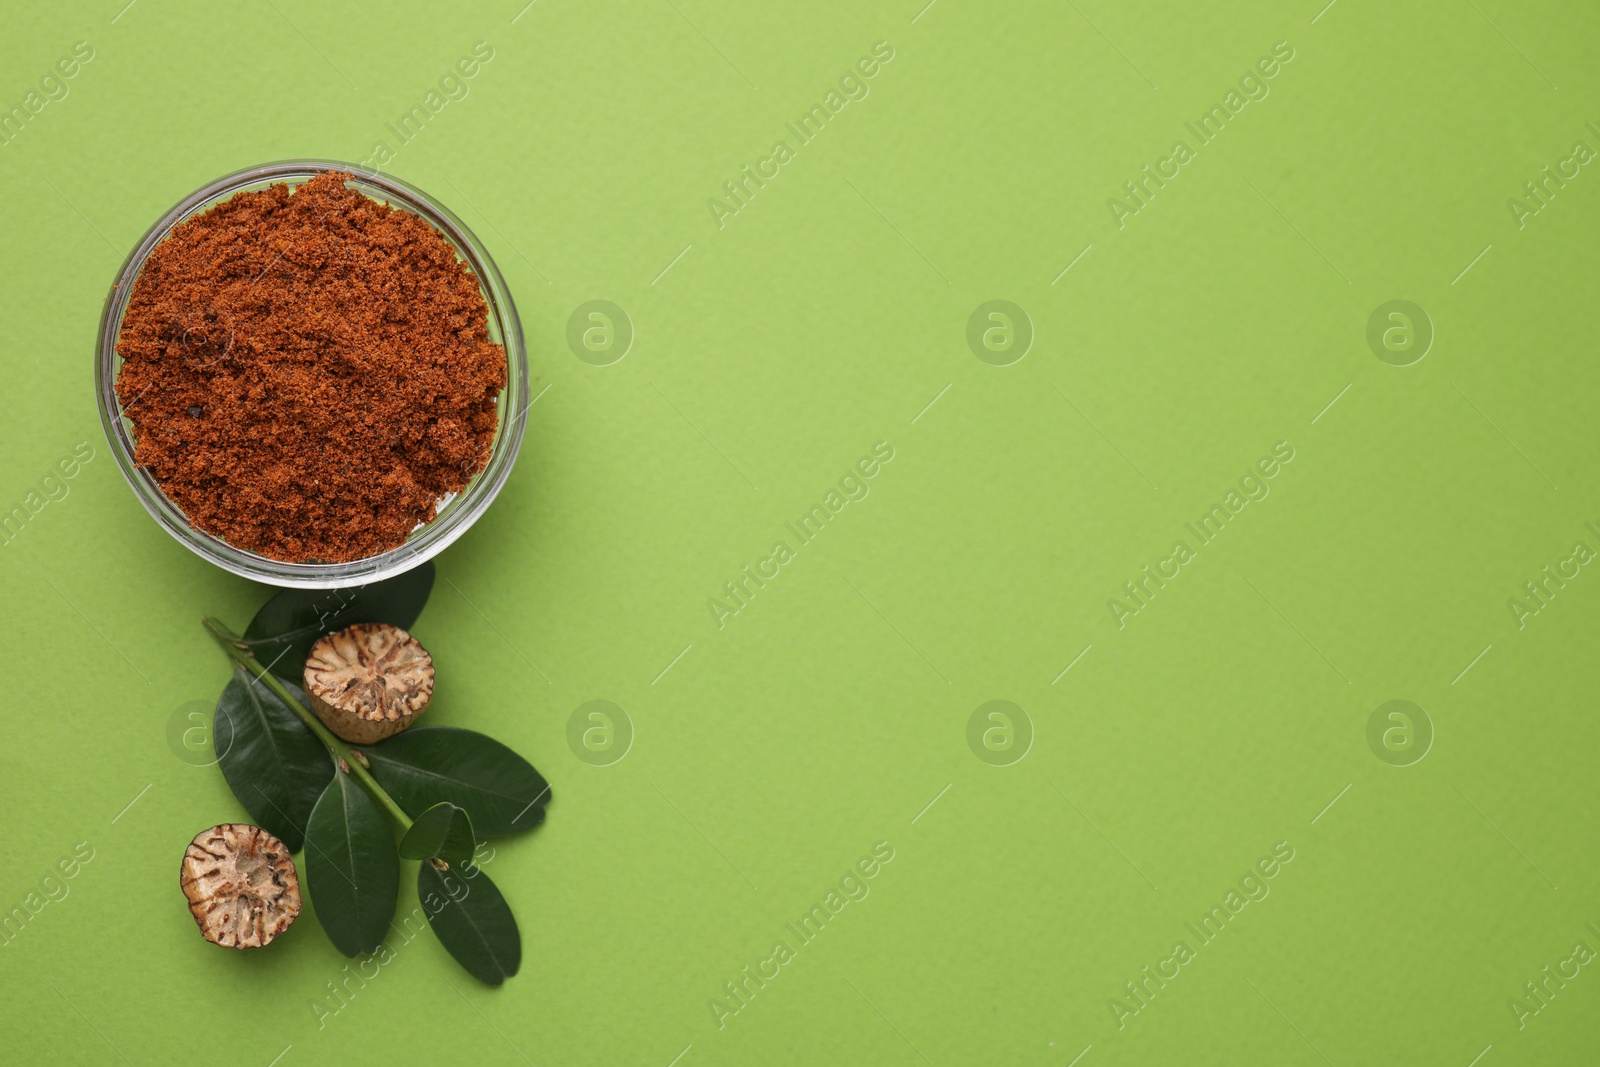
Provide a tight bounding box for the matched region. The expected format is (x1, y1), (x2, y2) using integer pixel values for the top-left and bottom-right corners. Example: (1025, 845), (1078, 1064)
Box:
(114, 172), (506, 563)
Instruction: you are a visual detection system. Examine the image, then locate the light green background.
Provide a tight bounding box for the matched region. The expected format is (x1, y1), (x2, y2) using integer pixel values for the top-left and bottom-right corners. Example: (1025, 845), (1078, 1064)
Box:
(3, 1), (1599, 1063)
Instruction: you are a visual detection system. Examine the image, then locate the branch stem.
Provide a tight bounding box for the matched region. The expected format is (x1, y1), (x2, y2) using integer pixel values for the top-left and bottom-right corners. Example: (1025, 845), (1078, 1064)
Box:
(203, 617), (413, 831)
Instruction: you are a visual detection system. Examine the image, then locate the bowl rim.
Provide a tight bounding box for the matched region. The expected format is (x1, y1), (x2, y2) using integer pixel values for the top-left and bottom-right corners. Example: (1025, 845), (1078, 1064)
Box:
(95, 159), (529, 589)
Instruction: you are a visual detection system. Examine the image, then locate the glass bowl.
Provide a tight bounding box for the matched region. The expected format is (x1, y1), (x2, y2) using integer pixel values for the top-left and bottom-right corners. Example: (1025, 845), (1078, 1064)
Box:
(95, 160), (529, 589)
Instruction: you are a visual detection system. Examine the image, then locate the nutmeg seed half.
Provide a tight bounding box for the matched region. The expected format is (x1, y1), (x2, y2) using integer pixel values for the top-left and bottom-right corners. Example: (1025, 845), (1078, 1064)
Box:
(304, 622), (435, 744)
(180, 823), (301, 949)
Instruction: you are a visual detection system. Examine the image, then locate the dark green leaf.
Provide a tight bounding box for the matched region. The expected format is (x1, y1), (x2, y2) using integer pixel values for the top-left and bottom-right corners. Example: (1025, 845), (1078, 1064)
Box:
(214, 670), (333, 852)
(365, 728), (550, 836)
(400, 802), (476, 866)
(418, 862), (520, 985)
(242, 562), (435, 679)
(304, 770), (400, 957)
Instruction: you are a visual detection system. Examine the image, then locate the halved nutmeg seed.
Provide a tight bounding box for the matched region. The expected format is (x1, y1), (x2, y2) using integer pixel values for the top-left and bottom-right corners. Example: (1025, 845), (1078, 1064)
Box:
(180, 824), (301, 949)
(304, 622), (435, 744)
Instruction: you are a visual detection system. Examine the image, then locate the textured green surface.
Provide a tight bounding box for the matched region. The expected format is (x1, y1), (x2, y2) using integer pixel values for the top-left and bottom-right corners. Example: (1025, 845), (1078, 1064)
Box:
(3, 1), (1599, 1064)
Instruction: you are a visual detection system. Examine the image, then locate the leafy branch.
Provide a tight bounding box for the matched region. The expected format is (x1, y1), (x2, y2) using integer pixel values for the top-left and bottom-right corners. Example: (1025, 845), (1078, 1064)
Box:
(195, 562), (549, 984)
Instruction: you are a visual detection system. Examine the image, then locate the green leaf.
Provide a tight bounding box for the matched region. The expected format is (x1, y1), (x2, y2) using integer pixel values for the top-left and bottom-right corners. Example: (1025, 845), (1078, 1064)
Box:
(365, 728), (551, 837)
(304, 770), (400, 957)
(242, 562), (435, 679)
(214, 669), (333, 852)
(400, 802), (476, 866)
(418, 862), (521, 985)
(366, 729), (553, 838)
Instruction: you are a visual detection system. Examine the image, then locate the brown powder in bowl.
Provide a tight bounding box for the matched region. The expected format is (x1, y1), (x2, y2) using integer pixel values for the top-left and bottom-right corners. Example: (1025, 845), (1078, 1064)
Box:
(113, 171), (506, 563)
